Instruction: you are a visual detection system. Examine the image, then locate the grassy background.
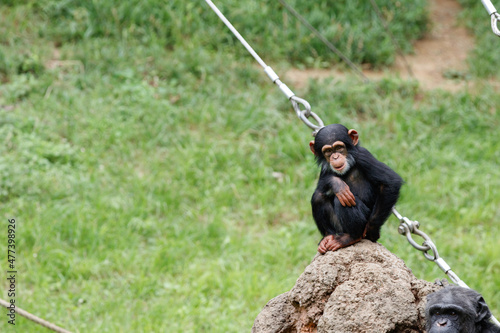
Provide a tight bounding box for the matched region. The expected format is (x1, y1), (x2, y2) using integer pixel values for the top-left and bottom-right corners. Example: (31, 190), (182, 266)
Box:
(0, 0), (499, 332)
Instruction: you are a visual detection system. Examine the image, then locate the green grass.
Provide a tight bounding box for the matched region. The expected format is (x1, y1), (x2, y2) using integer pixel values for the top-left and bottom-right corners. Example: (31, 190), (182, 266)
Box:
(458, 0), (500, 78)
(9, 0), (428, 69)
(0, 1), (499, 332)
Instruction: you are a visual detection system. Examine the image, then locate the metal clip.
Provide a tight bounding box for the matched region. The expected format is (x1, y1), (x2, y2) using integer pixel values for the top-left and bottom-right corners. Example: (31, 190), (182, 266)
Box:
(491, 12), (500, 36)
(392, 208), (468, 287)
(482, 0), (500, 36)
(290, 96), (324, 135)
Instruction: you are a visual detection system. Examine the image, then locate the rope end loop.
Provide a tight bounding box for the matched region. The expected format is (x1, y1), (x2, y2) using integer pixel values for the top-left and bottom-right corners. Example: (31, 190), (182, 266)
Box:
(290, 96), (324, 134)
(492, 12), (500, 37)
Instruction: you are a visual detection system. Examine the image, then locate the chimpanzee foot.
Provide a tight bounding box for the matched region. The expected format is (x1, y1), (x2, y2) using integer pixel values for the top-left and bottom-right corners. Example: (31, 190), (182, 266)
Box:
(318, 234), (362, 254)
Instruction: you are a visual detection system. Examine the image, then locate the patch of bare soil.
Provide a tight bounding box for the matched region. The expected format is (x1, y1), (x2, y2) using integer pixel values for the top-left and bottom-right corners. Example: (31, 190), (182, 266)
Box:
(284, 0), (475, 92)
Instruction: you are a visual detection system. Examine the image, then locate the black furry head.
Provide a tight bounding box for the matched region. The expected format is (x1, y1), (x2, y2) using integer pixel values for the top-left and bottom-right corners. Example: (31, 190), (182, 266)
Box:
(426, 286), (495, 333)
(312, 124), (359, 166)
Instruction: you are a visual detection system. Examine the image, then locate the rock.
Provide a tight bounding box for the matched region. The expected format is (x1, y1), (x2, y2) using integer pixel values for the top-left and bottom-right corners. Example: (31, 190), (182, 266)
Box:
(252, 240), (442, 333)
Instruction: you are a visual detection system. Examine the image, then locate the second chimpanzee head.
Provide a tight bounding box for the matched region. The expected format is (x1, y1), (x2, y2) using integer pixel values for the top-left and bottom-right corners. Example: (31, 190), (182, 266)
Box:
(309, 124), (359, 176)
(426, 286), (498, 333)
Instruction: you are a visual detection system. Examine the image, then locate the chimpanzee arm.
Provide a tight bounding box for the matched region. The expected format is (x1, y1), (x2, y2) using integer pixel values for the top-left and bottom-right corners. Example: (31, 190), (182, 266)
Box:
(356, 147), (403, 240)
(317, 169), (356, 207)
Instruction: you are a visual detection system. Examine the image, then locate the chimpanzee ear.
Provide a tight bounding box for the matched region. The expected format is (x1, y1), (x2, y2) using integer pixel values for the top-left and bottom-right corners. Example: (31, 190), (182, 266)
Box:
(475, 297), (490, 323)
(348, 129), (359, 146)
(309, 141), (317, 155)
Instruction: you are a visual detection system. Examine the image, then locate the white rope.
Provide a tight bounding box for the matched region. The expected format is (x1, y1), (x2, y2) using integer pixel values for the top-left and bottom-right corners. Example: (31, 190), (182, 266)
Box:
(204, 0), (267, 69)
(481, 0), (500, 36)
(0, 298), (72, 333)
(204, 0), (325, 133)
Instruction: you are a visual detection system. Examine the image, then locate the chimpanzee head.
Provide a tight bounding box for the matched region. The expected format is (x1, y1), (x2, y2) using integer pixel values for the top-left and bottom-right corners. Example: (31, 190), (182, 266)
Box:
(426, 286), (495, 333)
(309, 124), (359, 176)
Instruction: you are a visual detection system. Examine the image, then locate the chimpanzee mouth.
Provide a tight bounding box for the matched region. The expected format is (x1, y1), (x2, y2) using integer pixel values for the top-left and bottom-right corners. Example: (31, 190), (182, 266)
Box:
(330, 162), (348, 175)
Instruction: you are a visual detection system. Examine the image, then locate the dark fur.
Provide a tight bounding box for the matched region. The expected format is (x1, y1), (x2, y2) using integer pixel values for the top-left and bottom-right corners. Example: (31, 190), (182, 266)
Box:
(311, 124), (403, 245)
(426, 286), (500, 333)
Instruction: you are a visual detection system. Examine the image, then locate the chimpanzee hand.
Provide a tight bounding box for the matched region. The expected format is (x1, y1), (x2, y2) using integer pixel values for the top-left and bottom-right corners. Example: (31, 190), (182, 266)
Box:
(331, 177), (356, 207)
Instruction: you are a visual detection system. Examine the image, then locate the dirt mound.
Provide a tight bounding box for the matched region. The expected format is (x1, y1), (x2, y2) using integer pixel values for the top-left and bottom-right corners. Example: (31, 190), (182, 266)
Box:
(252, 240), (442, 333)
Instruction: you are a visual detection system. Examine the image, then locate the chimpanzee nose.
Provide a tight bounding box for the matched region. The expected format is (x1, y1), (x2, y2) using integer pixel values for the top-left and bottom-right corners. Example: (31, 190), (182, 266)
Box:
(437, 318), (448, 327)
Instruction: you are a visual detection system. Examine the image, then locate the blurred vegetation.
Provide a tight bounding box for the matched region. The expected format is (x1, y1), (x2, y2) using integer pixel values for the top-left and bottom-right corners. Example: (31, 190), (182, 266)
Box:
(0, 0), (499, 332)
(458, 0), (500, 77)
(4, 0), (428, 69)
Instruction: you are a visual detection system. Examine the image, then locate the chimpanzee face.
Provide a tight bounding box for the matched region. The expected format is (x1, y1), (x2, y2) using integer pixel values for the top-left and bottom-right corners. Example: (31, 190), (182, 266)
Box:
(427, 303), (469, 333)
(426, 286), (493, 333)
(309, 124), (359, 176)
(321, 141), (354, 175)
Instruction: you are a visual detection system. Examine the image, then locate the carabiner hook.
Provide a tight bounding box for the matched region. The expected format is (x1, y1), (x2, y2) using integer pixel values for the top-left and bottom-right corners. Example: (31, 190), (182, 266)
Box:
(482, 0), (500, 36)
(491, 12), (500, 37)
(290, 96), (325, 136)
